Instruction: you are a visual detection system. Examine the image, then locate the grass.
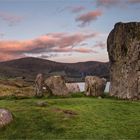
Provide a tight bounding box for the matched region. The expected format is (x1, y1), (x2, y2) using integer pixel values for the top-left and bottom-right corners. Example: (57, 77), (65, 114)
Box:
(0, 96), (140, 140)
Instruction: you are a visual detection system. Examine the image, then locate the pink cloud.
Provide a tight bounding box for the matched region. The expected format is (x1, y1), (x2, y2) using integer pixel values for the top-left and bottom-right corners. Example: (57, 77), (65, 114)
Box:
(94, 41), (106, 49)
(75, 10), (102, 26)
(0, 12), (23, 26)
(96, 0), (120, 7)
(73, 48), (97, 53)
(96, 0), (140, 8)
(0, 52), (24, 62)
(0, 32), (98, 61)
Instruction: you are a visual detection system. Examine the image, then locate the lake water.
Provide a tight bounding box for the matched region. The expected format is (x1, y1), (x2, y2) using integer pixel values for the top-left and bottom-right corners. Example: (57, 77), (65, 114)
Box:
(77, 82), (110, 92)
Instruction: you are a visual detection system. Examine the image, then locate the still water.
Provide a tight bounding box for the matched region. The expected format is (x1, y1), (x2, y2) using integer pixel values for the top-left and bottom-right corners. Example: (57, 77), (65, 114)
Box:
(77, 82), (110, 92)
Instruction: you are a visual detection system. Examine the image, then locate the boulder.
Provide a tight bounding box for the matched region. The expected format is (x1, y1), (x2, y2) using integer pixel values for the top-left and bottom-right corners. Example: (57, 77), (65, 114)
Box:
(35, 73), (44, 97)
(66, 83), (80, 93)
(107, 22), (140, 100)
(85, 76), (106, 96)
(45, 76), (69, 96)
(0, 109), (13, 128)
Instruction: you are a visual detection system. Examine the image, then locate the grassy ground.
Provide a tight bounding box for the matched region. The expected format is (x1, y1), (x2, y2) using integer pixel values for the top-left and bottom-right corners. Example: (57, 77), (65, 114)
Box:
(0, 96), (140, 140)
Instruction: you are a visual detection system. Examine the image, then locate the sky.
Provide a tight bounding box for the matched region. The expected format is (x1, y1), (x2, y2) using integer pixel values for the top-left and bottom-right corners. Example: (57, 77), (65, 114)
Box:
(0, 0), (139, 63)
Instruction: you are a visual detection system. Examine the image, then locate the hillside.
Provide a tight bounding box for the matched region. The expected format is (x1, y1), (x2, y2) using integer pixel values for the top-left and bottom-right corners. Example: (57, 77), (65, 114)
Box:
(0, 57), (109, 81)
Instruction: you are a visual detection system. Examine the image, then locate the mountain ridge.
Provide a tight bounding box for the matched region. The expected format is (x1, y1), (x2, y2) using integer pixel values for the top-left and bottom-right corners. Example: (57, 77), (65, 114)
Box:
(0, 57), (110, 82)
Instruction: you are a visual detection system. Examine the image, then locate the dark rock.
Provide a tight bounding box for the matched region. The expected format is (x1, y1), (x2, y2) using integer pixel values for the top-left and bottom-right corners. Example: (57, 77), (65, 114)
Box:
(107, 22), (140, 100)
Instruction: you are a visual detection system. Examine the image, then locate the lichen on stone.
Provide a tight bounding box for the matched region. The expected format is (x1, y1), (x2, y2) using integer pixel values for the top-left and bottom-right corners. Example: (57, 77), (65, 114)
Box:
(107, 22), (140, 100)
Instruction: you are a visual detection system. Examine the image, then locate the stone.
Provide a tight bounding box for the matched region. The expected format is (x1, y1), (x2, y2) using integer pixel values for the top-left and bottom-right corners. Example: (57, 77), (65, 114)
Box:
(85, 76), (106, 96)
(107, 22), (140, 100)
(35, 73), (44, 97)
(0, 109), (13, 128)
(42, 85), (52, 96)
(36, 101), (48, 107)
(66, 83), (80, 93)
(98, 96), (102, 99)
(45, 76), (69, 96)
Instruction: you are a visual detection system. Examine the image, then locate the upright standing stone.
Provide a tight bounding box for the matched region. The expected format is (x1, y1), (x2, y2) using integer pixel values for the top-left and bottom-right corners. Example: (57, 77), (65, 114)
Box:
(85, 76), (106, 96)
(107, 22), (140, 99)
(35, 73), (44, 97)
(45, 76), (69, 96)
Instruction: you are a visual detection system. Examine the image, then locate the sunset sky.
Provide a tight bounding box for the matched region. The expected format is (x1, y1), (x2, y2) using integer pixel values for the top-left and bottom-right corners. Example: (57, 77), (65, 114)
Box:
(0, 0), (139, 63)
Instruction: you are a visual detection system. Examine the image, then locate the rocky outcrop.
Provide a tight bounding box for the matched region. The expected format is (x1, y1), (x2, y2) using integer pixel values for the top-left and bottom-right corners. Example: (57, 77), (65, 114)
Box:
(45, 76), (69, 96)
(107, 22), (140, 99)
(0, 109), (13, 128)
(66, 83), (80, 93)
(85, 76), (106, 96)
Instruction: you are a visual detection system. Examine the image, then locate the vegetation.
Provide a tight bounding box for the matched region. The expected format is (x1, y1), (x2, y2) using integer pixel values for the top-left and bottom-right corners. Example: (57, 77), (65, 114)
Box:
(0, 96), (140, 139)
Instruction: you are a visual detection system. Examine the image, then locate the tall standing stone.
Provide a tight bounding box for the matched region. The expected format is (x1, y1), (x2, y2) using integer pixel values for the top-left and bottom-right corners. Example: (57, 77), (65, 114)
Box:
(107, 22), (140, 99)
(35, 73), (44, 97)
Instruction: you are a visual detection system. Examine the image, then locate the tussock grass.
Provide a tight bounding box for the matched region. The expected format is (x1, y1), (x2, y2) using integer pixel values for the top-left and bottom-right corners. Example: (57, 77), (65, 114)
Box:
(0, 84), (34, 98)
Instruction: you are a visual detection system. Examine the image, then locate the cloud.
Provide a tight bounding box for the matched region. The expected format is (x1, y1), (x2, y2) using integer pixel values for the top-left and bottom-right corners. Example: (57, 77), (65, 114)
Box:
(0, 32), (98, 61)
(40, 54), (59, 59)
(75, 10), (102, 27)
(33, 52), (73, 59)
(0, 53), (11, 61)
(127, 0), (140, 4)
(96, 0), (120, 7)
(73, 48), (98, 53)
(94, 41), (106, 49)
(96, 0), (140, 8)
(58, 6), (85, 13)
(80, 43), (88, 46)
(70, 6), (85, 13)
(0, 12), (23, 26)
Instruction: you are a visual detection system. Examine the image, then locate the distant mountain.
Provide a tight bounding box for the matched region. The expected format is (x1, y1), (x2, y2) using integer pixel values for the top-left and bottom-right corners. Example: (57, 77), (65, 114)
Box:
(0, 57), (110, 82)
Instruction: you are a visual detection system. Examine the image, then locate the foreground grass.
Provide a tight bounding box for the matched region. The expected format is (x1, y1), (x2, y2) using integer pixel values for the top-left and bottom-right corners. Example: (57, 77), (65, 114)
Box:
(0, 97), (140, 140)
